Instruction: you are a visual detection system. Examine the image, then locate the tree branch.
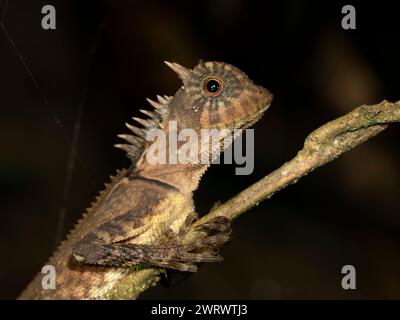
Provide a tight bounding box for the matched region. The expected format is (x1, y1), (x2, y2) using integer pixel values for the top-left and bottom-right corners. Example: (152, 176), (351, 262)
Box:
(196, 99), (400, 224)
(19, 99), (400, 299)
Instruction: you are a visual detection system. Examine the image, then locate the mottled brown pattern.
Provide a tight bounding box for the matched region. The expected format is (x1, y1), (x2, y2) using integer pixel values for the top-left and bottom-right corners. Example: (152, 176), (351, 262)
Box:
(19, 61), (273, 299)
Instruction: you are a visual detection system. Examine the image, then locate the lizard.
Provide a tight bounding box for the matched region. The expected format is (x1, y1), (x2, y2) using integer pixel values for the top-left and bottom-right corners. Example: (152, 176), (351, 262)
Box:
(19, 60), (273, 299)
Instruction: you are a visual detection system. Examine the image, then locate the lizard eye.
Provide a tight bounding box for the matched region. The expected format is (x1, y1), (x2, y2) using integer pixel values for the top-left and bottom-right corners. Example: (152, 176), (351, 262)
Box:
(203, 77), (224, 96)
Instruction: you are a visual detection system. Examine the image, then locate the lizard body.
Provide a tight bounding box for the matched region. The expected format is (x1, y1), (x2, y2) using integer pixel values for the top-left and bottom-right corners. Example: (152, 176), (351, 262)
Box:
(19, 61), (273, 299)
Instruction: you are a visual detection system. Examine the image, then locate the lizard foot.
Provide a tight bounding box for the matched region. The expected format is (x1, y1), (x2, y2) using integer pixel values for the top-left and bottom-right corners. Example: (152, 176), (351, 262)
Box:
(72, 215), (232, 273)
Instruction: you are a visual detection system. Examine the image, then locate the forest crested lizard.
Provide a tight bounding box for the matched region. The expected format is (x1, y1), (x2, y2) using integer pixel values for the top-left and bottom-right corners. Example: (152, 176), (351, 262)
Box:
(20, 61), (273, 299)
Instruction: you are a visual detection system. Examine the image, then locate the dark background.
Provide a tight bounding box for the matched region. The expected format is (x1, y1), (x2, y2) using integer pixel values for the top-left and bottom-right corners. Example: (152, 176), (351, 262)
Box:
(1, 0), (399, 299)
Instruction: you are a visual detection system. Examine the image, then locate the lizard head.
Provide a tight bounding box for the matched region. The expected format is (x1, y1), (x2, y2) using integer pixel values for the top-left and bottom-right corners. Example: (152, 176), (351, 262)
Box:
(117, 61), (273, 178)
(118, 61), (273, 190)
(165, 60), (273, 131)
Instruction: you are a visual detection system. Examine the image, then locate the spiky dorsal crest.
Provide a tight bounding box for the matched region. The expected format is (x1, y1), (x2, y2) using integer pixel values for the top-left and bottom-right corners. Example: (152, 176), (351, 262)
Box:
(114, 95), (171, 164)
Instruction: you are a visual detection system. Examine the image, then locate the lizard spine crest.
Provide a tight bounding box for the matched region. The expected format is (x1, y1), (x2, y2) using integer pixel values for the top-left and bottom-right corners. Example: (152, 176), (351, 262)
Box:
(114, 94), (171, 164)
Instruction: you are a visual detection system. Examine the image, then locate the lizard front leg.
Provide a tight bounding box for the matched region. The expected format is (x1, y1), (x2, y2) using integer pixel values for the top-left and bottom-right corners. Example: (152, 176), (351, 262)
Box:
(72, 213), (232, 273)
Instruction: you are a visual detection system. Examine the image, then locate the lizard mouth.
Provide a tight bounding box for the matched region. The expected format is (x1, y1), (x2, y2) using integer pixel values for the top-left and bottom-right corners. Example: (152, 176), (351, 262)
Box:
(240, 103), (272, 130)
(237, 86), (273, 130)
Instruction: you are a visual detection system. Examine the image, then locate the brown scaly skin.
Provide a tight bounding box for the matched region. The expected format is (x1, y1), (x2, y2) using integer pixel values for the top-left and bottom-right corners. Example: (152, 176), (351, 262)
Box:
(19, 61), (273, 299)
